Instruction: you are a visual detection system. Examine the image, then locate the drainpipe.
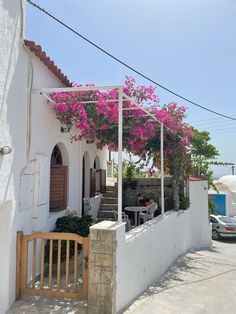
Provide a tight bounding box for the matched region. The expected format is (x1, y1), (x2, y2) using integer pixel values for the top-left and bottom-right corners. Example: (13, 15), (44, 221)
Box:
(20, 0), (33, 163)
(19, 0), (37, 222)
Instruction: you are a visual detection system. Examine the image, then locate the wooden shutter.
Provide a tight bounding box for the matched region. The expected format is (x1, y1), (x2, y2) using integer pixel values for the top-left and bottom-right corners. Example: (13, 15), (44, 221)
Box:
(100, 169), (107, 193)
(90, 168), (96, 197)
(50, 166), (67, 212)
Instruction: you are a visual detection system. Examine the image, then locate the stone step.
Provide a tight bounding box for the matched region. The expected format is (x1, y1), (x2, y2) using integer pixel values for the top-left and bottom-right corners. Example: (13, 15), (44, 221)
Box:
(96, 217), (115, 223)
(100, 204), (118, 211)
(102, 191), (118, 198)
(101, 197), (118, 205)
(105, 185), (116, 191)
(97, 210), (116, 219)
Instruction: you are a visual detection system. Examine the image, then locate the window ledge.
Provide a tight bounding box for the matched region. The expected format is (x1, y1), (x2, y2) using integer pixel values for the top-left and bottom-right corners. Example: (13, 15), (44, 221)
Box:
(49, 209), (66, 218)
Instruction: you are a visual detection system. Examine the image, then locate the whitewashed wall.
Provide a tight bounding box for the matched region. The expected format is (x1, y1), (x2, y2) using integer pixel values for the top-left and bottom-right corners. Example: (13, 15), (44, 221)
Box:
(0, 1), (27, 312)
(0, 1), (106, 312)
(116, 179), (211, 312)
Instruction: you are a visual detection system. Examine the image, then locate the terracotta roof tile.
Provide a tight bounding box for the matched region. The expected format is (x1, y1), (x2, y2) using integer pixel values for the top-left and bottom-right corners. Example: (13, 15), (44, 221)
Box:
(24, 40), (72, 87)
(189, 176), (208, 181)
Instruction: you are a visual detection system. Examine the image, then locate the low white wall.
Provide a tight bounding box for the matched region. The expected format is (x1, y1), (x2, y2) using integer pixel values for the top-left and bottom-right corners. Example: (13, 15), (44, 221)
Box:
(116, 180), (211, 312)
(0, 201), (13, 314)
(86, 195), (102, 221)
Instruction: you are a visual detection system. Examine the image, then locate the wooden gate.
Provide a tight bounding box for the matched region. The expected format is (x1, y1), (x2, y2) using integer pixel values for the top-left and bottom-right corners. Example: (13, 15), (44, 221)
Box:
(16, 231), (89, 300)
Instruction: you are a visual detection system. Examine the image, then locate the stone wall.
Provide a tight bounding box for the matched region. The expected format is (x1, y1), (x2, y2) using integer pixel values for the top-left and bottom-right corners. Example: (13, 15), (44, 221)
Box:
(122, 177), (173, 210)
(88, 221), (120, 314)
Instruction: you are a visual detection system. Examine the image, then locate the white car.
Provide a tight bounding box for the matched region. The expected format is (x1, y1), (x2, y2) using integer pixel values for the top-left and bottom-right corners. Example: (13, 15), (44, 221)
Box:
(210, 215), (236, 240)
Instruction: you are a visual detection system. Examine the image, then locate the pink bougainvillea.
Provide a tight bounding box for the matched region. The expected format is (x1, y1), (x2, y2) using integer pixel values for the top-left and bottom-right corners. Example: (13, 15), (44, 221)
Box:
(50, 77), (192, 171)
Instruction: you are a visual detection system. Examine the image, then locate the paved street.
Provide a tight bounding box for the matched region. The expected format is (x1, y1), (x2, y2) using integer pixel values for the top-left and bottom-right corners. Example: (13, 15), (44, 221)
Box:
(7, 239), (236, 314)
(124, 239), (236, 314)
(7, 297), (87, 314)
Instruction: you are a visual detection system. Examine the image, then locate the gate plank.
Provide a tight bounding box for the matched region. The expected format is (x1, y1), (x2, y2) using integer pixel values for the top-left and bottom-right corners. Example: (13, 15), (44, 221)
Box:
(82, 237), (89, 300)
(48, 239), (53, 289)
(65, 240), (70, 291)
(32, 239), (37, 288)
(25, 232), (84, 244)
(24, 288), (78, 299)
(21, 236), (28, 293)
(57, 239), (61, 291)
(40, 239), (45, 289)
(73, 241), (78, 293)
(16, 231), (23, 299)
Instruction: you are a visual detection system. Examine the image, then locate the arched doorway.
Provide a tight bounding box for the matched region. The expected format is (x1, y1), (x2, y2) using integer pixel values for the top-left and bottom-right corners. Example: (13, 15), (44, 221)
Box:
(82, 152), (90, 216)
(50, 145), (68, 212)
(94, 156), (101, 193)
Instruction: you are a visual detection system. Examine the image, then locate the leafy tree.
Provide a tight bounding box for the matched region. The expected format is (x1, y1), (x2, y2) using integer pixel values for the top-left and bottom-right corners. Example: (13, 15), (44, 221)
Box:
(190, 127), (219, 176)
(208, 196), (217, 215)
(189, 127), (234, 210)
(113, 159), (146, 178)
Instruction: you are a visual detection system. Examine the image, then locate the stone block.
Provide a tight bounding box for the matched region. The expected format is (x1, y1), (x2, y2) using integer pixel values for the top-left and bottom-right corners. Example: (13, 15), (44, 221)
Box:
(90, 230), (99, 240)
(89, 267), (101, 284)
(100, 270), (113, 284)
(95, 253), (113, 267)
(97, 283), (112, 298)
(88, 283), (98, 299)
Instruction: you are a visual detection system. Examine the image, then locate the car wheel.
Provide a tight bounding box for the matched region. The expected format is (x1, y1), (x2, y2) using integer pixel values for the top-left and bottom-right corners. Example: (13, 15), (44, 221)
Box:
(212, 230), (221, 240)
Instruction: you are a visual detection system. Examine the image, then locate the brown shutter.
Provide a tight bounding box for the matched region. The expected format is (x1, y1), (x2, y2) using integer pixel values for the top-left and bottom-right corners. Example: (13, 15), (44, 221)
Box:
(50, 166), (67, 211)
(90, 168), (96, 197)
(100, 169), (107, 193)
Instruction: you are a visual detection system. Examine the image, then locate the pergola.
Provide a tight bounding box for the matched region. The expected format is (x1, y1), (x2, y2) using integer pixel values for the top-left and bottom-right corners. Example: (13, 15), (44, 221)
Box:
(35, 84), (165, 222)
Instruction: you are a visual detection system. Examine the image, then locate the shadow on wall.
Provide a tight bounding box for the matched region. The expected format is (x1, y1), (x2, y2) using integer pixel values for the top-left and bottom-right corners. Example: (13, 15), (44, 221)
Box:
(0, 1), (20, 118)
(132, 248), (220, 300)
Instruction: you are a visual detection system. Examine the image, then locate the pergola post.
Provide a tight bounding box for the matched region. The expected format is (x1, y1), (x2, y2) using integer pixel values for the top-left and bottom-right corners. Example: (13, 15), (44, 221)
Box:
(118, 86), (123, 222)
(160, 122), (164, 215)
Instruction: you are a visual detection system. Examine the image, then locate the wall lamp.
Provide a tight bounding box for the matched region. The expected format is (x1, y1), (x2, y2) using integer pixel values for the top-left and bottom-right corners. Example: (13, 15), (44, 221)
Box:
(0, 146), (12, 155)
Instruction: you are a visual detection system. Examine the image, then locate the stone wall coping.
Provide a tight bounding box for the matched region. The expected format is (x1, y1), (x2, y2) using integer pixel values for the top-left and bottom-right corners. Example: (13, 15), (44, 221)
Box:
(90, 220), (125, 231)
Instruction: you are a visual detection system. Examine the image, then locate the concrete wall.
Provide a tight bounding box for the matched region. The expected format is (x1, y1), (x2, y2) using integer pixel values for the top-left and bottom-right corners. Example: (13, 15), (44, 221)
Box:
(0, 1), (107, 312)
(116, 179), (210, 312)
(122, 177), (173, 210)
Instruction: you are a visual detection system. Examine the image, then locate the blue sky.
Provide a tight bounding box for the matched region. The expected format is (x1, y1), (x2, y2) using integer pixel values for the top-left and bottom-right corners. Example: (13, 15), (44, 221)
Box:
(26, 0), (236, 178)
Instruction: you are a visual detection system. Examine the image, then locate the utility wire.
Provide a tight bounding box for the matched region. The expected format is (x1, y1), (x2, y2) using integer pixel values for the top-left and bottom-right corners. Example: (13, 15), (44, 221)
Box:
(195, 121), (236, 128)
(210, 126), (236, 133)
(189, 116), (233, 124)
(27, 0), (236, 121)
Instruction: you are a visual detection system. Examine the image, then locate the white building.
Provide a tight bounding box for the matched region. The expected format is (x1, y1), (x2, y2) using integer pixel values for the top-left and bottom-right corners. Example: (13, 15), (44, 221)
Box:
(0, 1), (106, 312)
(209, 175), (236, 217)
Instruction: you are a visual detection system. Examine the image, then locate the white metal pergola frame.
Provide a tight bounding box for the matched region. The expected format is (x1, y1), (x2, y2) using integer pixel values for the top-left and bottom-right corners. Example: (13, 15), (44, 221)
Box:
(35, 85), (164, 222)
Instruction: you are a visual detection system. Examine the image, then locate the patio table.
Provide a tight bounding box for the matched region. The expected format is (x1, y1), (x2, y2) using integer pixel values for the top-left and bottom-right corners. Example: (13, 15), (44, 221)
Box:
(124, 206), (147, 227)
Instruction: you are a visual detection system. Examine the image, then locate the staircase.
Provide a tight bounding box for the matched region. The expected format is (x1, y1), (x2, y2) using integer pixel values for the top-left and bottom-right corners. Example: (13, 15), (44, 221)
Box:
(97, 185), (118, 222)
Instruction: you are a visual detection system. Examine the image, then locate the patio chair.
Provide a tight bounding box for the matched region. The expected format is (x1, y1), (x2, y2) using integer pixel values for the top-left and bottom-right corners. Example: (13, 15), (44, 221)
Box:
(112, 208), (132, 231)
(139, 202), (158, 224)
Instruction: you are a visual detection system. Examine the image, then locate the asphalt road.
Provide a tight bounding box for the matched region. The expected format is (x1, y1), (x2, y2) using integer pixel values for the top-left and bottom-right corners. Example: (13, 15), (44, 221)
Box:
(123, 239), (236, 314)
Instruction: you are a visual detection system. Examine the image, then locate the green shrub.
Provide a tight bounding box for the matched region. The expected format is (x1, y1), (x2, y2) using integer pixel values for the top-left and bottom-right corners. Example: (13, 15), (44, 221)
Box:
(179, 195), (190, 210)
(45, 215), (93, 264)
(54, 215), (93, 237)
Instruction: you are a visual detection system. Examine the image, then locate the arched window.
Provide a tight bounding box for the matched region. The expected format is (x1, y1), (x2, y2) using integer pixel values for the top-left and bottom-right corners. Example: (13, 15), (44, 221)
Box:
(50, 145), (68, 212)
(51, 145), (63, 166)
